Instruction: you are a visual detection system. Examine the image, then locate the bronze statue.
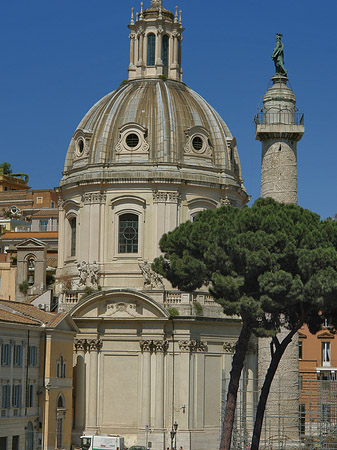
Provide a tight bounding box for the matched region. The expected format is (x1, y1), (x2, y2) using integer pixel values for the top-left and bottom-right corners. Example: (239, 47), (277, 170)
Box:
(271, 33), (287, 76)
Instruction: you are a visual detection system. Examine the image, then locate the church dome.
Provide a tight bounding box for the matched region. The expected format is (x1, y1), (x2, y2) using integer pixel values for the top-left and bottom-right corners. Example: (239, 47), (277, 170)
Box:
(63, 78), (245, 191)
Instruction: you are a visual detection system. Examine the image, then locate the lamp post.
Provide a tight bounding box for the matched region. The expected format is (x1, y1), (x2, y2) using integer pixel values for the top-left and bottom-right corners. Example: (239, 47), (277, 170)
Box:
(170, 422), (178, 450)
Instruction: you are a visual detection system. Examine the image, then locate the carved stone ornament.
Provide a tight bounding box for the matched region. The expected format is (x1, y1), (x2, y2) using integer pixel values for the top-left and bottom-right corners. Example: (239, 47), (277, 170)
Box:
(179, 340), (207, 352)
(220, 196), (235, 206)
(74, 339), (88, 352)
(74, 338), (102, 353)
(140, 340), (153, 352)
(88, 339), (103, 352)
(184, 127), (212, 158)
(83, 192), (106, 204)
(139, 339), (169, 353)
(223, 341), (237, 354)
(115, 123), (149, 155)
(152, 191), (181, 204)
(107, 301), (137, 317)
(153, 340), (169, 353)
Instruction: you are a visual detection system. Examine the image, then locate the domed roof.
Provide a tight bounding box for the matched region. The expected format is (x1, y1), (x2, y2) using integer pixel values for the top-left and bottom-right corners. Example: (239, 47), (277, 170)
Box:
(63, 79), (244, 189)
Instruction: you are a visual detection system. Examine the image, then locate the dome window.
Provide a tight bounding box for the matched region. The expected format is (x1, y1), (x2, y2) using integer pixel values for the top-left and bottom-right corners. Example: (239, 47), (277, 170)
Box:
(192, 136), (204, 152)
(184, 126), (212, 159)
(77, 139), (84, 156)
(147, 33), (156, 66)
(116, 123), (149, 156)
(125, 133), (140, 149)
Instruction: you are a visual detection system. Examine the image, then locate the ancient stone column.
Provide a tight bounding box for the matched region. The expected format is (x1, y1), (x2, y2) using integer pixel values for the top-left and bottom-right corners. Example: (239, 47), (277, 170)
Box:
(87, 339), (102, 430)
(74, 339), (87, 430)
(140, 340), (152, 428)
(154, 340), (168, 428)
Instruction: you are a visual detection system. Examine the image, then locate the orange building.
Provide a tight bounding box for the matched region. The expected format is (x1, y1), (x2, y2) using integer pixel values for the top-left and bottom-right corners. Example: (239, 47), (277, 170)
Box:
(299, 324), (337, 439)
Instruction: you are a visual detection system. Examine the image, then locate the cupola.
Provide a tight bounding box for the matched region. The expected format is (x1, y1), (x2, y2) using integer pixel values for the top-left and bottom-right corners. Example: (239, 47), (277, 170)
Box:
(128, 0), (184, 81)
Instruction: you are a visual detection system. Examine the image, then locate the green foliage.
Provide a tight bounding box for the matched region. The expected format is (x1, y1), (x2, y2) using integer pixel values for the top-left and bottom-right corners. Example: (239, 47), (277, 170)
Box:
(120, 80), (129, 87)
(80, 286), (95, 300)
(0, 162), (12, 174)
(193, 301), (203, 316)
(158, 74), (167, 81)
(19, 280), (29, 295)
(167, 307), (180, 317)
(46, 274), (55, 286)
(153, 198), (337, 336)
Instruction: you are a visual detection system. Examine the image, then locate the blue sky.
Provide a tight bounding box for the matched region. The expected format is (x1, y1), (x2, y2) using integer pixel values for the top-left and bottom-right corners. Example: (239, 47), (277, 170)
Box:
(0, 0), (336, 218)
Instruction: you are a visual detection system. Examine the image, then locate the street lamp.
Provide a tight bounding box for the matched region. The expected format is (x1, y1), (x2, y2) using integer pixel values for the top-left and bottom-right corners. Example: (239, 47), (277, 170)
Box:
(170, 422), (178, 450)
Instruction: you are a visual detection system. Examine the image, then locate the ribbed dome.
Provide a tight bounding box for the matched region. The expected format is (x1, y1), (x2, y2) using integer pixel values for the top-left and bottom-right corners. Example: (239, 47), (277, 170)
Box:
(63, 79), (244, 187)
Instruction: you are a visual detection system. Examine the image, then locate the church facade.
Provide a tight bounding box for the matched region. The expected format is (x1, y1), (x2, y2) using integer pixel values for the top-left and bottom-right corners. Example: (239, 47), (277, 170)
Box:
(54, 1), (302, 450)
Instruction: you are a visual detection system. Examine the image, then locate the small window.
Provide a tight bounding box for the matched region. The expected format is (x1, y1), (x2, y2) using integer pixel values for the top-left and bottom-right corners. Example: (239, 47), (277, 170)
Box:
(12, 385), (22, 408)
(162, 35), (169, 69)
(57, 395), (64, 408)
(322, 342), (331, 366)
(192, 136), (204, 151)
(28, 346), (37, 366)
(27, 258), (35, 286)
(77, 139), (84, 155)
(299, 404), (305, 434)
(51, 201), (55, 208)
(1, 343), (11, 366)
(14, 345), (22, 366)
(298, 341), (303, 359)
(147, 33), (156, 66)
(12, 436), (19, 450)
(1, 385), (11, 408)
(57, 355), (66, 378)
(118, 213), (139, 254)
(26, 385), (34, 408)
(39, 219), (48, 231)
(125, 133), (139, 148)
(56, 417), (64, 449)
(36, 197), (43, 205)
(69, 217), (77, 257)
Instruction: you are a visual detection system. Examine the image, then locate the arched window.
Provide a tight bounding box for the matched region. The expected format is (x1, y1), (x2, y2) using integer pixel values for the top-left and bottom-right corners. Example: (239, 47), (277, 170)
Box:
(27, 257), (35, 286)
(69, 217), (77, 257)
(147, 33), (156, 66)
(162, 35), (169, 70)
(57, 394), (64, 408)
(57, 355), (66, 378)
(119, 214), (139, 253)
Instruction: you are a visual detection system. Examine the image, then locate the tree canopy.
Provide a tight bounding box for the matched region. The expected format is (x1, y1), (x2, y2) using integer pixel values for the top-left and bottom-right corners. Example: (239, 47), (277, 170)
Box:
(0, 162), (12, 175)
(153, 198), (337, 450)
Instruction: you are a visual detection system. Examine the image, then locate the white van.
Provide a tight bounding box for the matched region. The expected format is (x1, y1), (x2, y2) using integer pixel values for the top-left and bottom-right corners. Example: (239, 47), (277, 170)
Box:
(80, 435), (125, 450)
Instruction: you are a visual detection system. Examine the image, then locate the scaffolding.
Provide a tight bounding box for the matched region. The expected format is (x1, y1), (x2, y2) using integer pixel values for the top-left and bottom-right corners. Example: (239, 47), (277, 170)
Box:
(224, 376), (337, 450)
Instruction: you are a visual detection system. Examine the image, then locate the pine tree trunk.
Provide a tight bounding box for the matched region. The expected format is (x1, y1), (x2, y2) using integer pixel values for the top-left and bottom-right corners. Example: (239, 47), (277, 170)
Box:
(250, 327), (299, 450)
(219, 321), (253, 450)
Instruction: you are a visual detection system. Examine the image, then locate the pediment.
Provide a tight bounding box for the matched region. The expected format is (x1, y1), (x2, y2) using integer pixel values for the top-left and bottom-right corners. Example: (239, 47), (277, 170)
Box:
(70, 289), (169, 320)
(318, 331), (334, 339)
(16, 238), (46, 249)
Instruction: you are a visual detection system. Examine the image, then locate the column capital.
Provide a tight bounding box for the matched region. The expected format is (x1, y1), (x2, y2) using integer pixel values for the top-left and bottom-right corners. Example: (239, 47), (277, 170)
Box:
(179, 339), (207, 352)
(140, 340), (153, 352)
(153, 340), (168, 353)
(88, 339), (103, 352)
(74, 339), (88, 352)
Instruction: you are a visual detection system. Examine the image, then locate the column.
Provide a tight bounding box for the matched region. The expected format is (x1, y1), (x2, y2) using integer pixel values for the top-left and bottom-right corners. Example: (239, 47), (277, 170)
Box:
(173, 34), (178, 64)
(143, 34), (148, 66)
(138, 32), (144, 63)
(87, 339), (102, 430)
(129, 33), (135, 66)
(154, 340), (168, 428)
(74, 339), (87, 430)
(140, 340), (152, 428)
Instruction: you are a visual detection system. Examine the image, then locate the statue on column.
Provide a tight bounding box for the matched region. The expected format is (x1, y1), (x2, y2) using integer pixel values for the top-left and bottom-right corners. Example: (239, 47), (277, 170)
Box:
(271, 33), (287, 76)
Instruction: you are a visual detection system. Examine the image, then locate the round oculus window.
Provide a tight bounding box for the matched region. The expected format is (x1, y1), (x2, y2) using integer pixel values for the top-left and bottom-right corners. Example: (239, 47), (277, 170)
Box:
(125, 133), (139, 149)
(192, 136), (204, 152)
(77, 139), (84, 156)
